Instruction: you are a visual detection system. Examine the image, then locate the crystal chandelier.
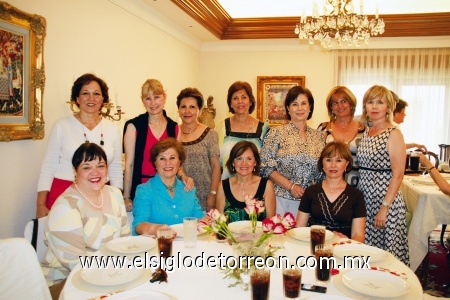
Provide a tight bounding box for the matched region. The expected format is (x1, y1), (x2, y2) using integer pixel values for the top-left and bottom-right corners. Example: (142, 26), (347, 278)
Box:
(294, 0), (385, 48)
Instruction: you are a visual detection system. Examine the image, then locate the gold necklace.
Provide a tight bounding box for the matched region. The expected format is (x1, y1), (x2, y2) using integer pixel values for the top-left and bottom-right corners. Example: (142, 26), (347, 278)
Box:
(181, 123), (198, 135)
(74, 184), (104, 208)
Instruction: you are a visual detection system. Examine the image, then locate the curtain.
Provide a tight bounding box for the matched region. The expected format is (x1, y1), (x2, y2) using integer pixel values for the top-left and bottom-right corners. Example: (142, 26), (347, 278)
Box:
(334, 48), (450, 154)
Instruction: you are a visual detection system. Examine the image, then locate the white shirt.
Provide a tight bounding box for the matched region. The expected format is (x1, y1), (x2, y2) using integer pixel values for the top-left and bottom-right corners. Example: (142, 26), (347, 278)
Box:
(37, 115), (123, 191)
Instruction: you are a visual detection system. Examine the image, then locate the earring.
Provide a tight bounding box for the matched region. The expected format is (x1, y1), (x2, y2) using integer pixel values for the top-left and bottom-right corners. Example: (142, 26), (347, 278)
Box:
(253, 167), (256, 172)
(106, 176), (110, 182)
(386, 112), (389, 119)
(74, 175), (77, 183)
(232, 165), (235, 172)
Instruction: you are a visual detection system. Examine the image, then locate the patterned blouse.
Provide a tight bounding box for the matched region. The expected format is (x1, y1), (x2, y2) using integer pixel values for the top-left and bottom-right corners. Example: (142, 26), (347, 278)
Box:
(181, 127), (220, 210)
(41, 186), (131, 285)
(317, 121), (366, 187)
(217, 118), (270, 179)
(260, 122), (325, 201)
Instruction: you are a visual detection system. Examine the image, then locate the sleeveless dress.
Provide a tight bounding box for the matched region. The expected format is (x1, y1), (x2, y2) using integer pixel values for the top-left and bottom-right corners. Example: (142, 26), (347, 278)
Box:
(223, 177), (268, 223)
(357, 127), (409, 265)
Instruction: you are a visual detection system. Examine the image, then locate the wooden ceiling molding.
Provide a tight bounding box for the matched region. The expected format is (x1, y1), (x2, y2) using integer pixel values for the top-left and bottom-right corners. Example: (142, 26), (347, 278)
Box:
(171, 0), (450, 40)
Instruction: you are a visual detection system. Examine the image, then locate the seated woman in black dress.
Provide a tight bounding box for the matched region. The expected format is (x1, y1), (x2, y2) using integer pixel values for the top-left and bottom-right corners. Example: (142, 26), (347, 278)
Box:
(216, 141), (276, 222)
(296, 141), (366, 242)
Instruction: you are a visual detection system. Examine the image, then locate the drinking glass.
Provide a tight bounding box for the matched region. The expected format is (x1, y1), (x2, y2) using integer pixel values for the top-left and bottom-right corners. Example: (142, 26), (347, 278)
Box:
(314, 244), (333, 286)
(183, 217), (198, 248)
(282, 264), (302, 300)
(157, 227), (175, 259)
(250, 267), (270, 300)
(310, 225), (326, 254)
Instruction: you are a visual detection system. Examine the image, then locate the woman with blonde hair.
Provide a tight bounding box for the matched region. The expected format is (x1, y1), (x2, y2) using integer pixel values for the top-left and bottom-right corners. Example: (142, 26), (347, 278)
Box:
(357, 85), (409, 265)
(123, 79), (192, 212)
(318, 86), (366, 187)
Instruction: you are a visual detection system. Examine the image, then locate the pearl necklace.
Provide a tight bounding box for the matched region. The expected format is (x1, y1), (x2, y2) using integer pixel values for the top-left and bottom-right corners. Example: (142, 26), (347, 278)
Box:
(75, 183), (104, 208)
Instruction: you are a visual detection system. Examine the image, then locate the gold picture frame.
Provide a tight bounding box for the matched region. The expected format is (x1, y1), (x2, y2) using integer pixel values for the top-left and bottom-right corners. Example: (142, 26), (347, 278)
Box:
(0, 2), (46, 141)
(256, 76), (305, 126)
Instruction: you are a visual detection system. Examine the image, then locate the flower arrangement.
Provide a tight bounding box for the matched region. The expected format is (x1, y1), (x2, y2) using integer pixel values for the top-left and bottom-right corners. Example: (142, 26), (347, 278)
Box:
(198, 195), (296, 249)
(198, 197), (296, 288)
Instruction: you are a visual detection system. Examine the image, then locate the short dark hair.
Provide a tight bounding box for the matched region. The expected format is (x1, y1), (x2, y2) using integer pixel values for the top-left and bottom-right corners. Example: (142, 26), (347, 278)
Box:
(176, 87), (204, 109)
(226, 141), (260, 175)
(150, 138), (186, 167)
(226, 81), (256, 114)
(72, 142), (107, 170)
(394, 99), (408, 114)
(317, 141), (353, 173)
(284, 86), (314, 120)
(70, 73), (109, 107)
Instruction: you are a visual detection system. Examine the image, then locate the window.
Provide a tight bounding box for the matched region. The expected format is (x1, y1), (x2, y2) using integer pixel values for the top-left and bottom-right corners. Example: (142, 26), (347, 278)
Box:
(335, 48), (450, 154)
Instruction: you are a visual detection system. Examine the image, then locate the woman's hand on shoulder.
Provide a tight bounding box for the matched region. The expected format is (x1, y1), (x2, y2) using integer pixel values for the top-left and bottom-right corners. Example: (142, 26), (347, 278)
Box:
(182, 175), (195, 191)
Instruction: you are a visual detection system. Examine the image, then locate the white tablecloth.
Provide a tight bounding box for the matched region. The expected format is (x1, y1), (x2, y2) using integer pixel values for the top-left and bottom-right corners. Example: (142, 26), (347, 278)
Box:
(60, 234), (422, 300)
(401, 176), (450, 271)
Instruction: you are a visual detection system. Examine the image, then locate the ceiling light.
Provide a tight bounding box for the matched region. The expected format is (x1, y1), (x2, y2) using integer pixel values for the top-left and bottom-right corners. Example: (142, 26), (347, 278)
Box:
(294, 0), (385, 48)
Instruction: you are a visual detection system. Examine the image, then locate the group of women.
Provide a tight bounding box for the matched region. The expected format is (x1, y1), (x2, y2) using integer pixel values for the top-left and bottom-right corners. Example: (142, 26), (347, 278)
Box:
(37, 73), (411, 297)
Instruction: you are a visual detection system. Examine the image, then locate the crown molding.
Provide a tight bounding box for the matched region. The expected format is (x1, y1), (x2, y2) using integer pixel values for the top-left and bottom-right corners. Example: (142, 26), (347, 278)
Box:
(171, 1), (450, 40)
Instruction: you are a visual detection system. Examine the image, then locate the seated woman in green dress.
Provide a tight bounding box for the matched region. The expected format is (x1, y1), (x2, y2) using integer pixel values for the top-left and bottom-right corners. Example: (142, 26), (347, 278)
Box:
(216, 141), (276, 222)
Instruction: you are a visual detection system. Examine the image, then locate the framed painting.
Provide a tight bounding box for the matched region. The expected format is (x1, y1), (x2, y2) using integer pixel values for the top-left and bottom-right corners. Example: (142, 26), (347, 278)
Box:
(0, 2), (46, 141)
(256, 76), (305, 126)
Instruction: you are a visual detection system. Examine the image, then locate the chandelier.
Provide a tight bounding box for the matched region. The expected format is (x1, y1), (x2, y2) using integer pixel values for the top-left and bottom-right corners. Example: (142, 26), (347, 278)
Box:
(294, 0), (385, 48)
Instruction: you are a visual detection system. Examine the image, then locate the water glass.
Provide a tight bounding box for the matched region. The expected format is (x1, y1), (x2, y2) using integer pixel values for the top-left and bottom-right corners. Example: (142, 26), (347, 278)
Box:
(283, 264), (302, 300)
(183, 217), (198, 248)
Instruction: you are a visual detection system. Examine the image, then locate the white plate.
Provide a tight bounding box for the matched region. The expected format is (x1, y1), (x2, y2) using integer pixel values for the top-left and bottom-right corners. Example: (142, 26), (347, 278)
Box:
(105, 236), (156, 254)
(108, 291), (173, 300)
(342, 269), (410, 298)
(228, 220), (262, 234)
(80, 267), (143, 287)
(334, 243), (388, 263)
(287, 227), (334, 241)
(170, 223), (204, 238)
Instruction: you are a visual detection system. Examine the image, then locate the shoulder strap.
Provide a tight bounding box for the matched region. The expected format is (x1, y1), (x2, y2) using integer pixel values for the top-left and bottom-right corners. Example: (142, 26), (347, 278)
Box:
(254, 178), (268, 200)
(31, 218), (38, 251)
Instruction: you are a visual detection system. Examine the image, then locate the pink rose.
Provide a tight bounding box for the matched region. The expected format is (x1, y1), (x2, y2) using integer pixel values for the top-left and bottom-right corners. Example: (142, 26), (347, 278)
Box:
(273, 223), (287, 234)
(197, 219), (209, 233)
(255, 200), (265, 214)
(281, 212), (296, 228)
(262, 219), (275, 233)
(271, 214), (283, 224)
(244, 203), (256, 215)
(207, 209), (222, 221)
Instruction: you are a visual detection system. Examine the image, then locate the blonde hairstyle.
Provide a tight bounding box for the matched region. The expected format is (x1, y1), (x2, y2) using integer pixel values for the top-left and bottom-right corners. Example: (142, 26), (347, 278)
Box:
(141, 79), (165, 98)
(360, 85), (395, 124)
(325, 86), (357, 119)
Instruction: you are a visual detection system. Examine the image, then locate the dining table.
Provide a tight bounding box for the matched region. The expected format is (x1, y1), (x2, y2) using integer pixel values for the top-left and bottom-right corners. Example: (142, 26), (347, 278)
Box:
(401, 174), (450, 271)
(60, 227), (422, 300)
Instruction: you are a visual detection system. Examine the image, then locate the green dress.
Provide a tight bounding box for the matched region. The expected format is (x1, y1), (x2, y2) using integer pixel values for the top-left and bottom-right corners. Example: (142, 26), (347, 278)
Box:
(223, 177), (268, 223)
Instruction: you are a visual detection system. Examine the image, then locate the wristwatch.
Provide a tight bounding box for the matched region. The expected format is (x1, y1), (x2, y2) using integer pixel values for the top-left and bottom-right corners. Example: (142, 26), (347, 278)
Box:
(210, 190), (217, 195)
(381, 200), (391, 208)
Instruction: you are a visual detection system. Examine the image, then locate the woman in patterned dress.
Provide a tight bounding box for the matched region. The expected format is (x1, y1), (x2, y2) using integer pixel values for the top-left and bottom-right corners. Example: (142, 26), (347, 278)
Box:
(260, 86), (325, 216)
(176, 87), (221, 210)
(317, 86), (366, 187)
(216, 141), (276, 223)
(357, 85), (409, 265)
(217, 81), (270, 179)
(42, 142), (130, 297)
(296, 141), (366, 243)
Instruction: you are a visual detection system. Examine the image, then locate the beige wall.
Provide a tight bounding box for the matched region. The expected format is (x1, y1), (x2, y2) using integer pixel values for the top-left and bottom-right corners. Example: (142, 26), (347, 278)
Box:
(1, 0), (448, 238)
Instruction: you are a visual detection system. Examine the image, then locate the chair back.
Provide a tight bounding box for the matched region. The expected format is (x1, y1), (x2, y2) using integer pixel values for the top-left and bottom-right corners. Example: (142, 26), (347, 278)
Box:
(0, 238), (51, 299)
(24, 217), (48, 263)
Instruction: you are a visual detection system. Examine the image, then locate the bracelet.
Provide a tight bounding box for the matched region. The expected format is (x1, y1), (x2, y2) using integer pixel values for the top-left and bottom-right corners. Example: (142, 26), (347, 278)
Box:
(124, 197), (131, 201)
(427, 166), (436, 172)
(289, 182), (296, 191)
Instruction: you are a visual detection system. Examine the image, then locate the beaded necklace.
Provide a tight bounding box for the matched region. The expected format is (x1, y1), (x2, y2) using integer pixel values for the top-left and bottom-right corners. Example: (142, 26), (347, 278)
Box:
(75, 183), (104, 208)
